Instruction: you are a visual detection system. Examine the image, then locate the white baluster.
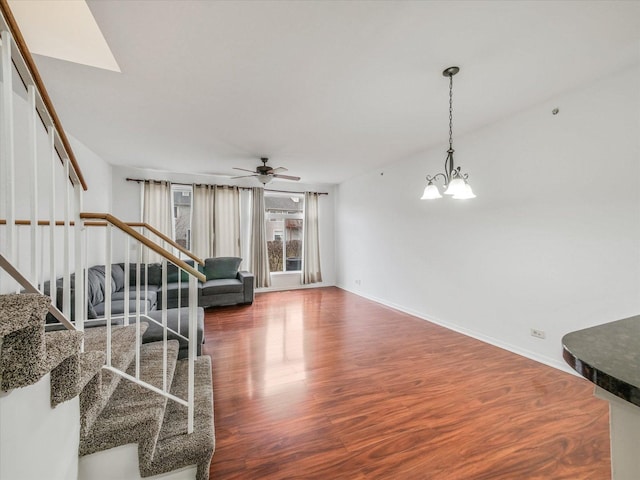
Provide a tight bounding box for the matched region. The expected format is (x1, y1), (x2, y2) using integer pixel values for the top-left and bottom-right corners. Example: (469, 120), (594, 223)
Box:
(1, 30), (16, 264)
(63, 158), (71, 317)
(48, 129), (56, 308)
(74, 182), (84, 331)
(27, 85), (38, 283)
(162, 259), (167, 392)
(187, 274), (197, 434)
(105, 224), (112, 366)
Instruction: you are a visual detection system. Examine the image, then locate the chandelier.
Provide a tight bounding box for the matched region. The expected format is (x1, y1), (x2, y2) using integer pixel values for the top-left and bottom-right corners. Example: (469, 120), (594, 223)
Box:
(421, 66), (475, 200)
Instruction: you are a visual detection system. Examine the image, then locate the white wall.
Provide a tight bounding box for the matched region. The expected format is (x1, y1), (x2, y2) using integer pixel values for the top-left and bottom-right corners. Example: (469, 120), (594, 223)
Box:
(110, 165), (336, 289)
(336, 66), (640, 371)
(69, 134), (112, 214)
(0, 72), (112, 291)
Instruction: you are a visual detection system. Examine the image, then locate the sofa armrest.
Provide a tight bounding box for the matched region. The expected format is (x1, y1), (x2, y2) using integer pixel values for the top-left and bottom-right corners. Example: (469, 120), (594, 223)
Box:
(237, 271), (254, 304)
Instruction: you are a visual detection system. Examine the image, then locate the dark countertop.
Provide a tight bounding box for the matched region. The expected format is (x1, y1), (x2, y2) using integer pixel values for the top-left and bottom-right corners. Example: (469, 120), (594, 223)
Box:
(562, 314), (640, 407)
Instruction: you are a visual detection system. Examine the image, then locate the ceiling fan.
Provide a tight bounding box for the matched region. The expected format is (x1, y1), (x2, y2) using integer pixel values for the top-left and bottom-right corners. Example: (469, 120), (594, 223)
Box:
(231, 157), (301, 184)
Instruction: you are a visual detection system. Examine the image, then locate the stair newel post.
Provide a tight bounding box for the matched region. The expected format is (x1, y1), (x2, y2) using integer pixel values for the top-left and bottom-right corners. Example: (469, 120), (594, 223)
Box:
(105, 224), (113, 366)
(135, 241), (142, 380)
(188, 273), (197, 434)
(1, 30), (16, 265)
(74, 182), (84, 334)
(143, 233), (149, 317)
(124, 235), (130, 326)
(48, 128), (56, 309)
(27, 85), (38, 283)
(162, 259), (168, 392)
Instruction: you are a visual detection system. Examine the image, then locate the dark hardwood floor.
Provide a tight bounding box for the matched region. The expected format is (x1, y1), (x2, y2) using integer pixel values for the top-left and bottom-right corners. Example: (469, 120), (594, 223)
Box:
(204, 287), (610, 479)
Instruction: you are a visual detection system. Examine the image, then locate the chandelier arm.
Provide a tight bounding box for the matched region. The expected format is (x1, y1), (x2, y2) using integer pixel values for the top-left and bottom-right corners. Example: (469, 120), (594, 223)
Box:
(426, 172), (448, 184)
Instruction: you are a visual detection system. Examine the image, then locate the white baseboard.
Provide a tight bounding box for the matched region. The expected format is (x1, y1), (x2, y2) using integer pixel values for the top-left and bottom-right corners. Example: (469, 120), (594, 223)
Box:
(79, 444), (197, 480)
(336, 284), (576, 376)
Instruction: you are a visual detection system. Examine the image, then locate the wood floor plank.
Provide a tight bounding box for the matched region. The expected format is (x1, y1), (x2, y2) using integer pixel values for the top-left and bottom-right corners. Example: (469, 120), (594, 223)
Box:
(204, 287), (610, 479)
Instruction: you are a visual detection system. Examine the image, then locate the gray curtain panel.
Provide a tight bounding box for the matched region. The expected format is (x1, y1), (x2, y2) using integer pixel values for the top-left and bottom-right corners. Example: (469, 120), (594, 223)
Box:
(250, 187), (271, 288)
(303, 191), (322, 284)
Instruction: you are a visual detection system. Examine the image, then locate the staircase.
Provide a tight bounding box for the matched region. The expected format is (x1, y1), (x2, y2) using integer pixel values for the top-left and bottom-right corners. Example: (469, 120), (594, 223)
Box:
(0, 3), (215, 479)
(0, 293), (214, 480)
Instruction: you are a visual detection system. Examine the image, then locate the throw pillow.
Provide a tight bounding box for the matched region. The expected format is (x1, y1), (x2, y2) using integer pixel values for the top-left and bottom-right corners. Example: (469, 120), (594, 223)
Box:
(204, 257), (242, 280)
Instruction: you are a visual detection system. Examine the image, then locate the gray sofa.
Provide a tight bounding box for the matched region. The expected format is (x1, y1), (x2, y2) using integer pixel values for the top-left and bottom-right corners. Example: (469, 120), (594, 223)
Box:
(45, 257), (254, 358)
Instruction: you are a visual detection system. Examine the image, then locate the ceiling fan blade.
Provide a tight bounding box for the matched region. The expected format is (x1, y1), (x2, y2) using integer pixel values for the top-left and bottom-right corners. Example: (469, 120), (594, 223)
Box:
(272, 174), (301, 181)
(270, 167), (288, 173)
(230, 174), (258, 179)
(233, 167), (258, 173)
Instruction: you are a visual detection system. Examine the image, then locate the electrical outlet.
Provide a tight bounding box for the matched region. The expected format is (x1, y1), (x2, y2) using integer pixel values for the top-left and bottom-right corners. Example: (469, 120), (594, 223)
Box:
(355, 279), (361, 286)
(530, 328), (546, 339)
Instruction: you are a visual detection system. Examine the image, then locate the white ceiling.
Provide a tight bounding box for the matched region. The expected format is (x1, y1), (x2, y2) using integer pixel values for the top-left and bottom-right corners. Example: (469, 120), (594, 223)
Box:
(8, 0), (120, 72)
(20, 0), (640, 185)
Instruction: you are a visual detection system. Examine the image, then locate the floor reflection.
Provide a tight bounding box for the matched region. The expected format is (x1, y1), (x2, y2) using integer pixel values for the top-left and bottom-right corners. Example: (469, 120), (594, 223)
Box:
(253, 299), (307, 397)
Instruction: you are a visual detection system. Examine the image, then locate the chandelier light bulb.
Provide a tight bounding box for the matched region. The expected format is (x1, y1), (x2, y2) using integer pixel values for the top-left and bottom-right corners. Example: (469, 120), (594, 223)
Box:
(421, 182), (442, 199)
(444, 177), (465, 196)
(453, 182), (476, 200)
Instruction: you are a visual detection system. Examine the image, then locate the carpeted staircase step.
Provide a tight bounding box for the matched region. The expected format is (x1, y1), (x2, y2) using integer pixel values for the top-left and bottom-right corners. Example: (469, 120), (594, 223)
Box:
(0, 293), (53, 391)
(140, 355), (215, 480)
(46, 329), (84, 406)
(80, 339), (180, 457)
(80, 323), (149, 435)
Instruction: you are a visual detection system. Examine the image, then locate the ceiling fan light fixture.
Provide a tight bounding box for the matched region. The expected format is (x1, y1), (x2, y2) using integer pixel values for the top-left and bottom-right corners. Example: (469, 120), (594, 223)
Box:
(232, 157), (300, 185)
(258, 174), (273, 184)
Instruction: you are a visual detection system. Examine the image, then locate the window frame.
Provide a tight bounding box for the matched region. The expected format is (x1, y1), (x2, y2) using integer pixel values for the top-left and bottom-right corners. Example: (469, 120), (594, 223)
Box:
(265, 193), (304, 274)
(170, 184), (193, 258)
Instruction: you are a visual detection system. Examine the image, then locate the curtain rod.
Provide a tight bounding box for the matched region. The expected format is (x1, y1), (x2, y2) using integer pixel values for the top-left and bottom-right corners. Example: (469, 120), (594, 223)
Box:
(125, 177), (329, 195)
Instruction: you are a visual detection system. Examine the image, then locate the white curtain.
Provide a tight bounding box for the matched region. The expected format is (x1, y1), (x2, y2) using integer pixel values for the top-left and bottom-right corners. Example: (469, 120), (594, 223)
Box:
(213, 186), (240, 257)
(191, 184), (215, 259)
(303, 191), (322, 284)
(239, 188), (253, 271)
(142, 180), (172, 263)
(251, 187), (271, 288)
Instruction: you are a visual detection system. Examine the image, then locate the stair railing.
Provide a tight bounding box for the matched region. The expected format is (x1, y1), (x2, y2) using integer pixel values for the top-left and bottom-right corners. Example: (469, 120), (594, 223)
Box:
(81, 212), (205, 434)
(0, 3), (86, 328)
(0, 252), (74, 329)
(0, 2), (203, 433)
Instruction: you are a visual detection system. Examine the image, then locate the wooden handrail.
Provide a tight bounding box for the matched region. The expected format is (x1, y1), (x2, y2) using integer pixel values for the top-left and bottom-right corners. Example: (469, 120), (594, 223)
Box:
(1, 219), (73, 226)
(0, 219), (204, 266)
(79, 213), (206, 282)
(0, 0), (87, 190)
(127, 222), (204, 266)
(0, 253), (75, 330)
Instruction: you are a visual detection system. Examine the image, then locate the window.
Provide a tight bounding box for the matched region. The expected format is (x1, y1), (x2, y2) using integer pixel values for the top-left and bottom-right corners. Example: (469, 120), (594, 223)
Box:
(171, 185), (193, 254)
(265, 194), (304, 272)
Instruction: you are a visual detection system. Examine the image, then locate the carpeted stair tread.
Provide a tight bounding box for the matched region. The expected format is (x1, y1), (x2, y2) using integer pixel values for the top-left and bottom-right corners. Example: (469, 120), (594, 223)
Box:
(80, 339), (180, 457)
(80, 323), (149, 435)
(46, 329), (84, 406)
(0, 293), (50, 337)
(78, 350), (107, 392)
(45, 329), (83, 370)
(141, 355), (215, 480)
(0, 294), (52, 390)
